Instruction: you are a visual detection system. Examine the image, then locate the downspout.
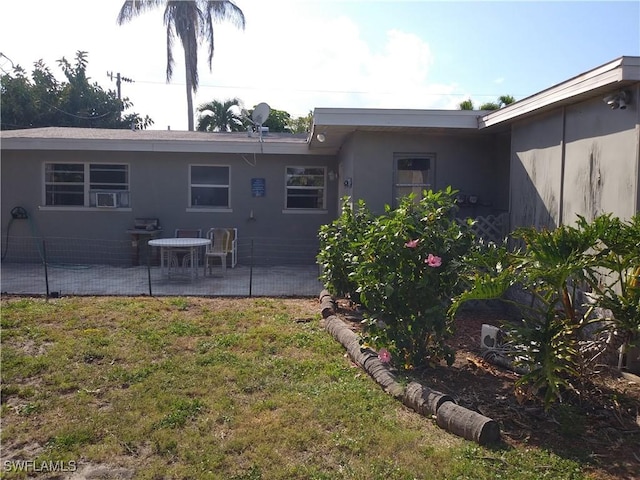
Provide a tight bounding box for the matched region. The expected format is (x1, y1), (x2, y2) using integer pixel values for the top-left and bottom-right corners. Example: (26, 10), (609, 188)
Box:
(558, 106), (567, 227)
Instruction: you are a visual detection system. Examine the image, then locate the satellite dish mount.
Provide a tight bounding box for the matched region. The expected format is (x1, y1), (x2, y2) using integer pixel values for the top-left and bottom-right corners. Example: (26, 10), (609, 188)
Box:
(249, 102), (271, 143)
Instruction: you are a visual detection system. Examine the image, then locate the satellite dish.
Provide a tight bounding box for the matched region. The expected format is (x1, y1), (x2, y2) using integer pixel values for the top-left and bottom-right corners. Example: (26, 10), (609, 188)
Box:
(251, 102), (270, 126)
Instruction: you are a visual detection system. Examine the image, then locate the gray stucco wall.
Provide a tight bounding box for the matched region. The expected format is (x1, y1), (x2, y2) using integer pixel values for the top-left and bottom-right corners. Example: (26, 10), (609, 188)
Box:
(510, 110), (564, 230)
(510, 86), (640, 231)
(337, 131), (510, 217)
(1, 149), (338, 264)
(563, 92), (639, 223)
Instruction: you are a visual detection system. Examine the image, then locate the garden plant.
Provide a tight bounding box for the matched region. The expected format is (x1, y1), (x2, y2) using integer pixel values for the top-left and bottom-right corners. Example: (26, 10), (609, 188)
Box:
(318, 187), (475, 369)
(319, 188), (639, 410)
(451, 213), (640, 408)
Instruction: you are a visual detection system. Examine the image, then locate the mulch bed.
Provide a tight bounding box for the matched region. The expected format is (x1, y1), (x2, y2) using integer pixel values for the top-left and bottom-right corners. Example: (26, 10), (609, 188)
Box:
(333, 298), (640, 480)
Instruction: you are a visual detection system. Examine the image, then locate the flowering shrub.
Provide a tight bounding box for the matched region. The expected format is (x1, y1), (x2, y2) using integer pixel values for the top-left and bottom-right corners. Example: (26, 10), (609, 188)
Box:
(358, 189), (474, 367)
(377, 348), (392, 364)
(320, 187), (475, 368)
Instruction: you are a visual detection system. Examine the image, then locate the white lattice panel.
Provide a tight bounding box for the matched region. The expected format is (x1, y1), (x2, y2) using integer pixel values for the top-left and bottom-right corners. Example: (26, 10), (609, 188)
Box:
(458, 213), (509, 244)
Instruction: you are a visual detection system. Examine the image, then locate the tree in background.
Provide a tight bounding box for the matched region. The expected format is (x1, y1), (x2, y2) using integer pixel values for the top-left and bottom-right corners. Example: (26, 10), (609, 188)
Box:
(459, 95), (516, 111)
(245, 105), (311, 133)
(288, 111), (313, 133)
(117, 0), (245, 131)
(458, 98), (474, 110)
(195, 97), (314, 134)
(1, 51), (152, 130)
(261, 107), (291, 133)
(196, 97), (243, 132)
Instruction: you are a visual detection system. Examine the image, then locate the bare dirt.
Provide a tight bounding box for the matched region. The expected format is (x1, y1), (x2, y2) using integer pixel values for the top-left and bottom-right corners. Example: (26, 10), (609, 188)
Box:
(333, 298), (640, 480)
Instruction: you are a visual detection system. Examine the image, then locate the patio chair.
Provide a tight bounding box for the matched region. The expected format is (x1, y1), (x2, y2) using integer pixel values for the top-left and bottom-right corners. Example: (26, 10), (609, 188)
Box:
(171, 228), (202, 272)
(215, 227), (238, 268)
(204, 228), (231, 276)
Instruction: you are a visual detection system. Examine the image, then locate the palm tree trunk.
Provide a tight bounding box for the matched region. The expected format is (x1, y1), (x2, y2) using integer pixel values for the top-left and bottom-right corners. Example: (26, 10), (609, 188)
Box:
(182, 39), (195, 132)
(185, 69), (194, 131)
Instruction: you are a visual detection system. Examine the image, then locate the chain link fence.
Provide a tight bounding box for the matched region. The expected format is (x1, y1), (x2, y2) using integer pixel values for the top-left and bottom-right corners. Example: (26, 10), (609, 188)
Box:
(1, 235), (323, 298)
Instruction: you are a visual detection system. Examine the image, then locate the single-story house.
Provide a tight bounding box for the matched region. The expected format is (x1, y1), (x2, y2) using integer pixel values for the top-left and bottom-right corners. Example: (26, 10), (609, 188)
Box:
(1, 55), (638, 265)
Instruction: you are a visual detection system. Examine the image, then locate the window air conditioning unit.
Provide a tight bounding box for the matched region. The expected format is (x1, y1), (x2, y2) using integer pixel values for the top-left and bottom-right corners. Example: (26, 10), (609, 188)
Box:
(96, 192), (118, 208)
(92, 190), (129, 208)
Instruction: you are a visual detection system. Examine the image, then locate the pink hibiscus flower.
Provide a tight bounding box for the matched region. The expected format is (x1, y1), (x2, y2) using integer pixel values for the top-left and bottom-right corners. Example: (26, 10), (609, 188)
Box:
(377, 348), (391, 364)
(404, 239), (420, 248)
(426, 254), (442, 268)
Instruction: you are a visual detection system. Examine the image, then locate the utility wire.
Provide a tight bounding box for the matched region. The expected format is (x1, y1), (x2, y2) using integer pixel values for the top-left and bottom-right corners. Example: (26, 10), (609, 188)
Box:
(36, 99), (118, 120)
(116, 76), (529, 99)
(0, 51), (15, 74)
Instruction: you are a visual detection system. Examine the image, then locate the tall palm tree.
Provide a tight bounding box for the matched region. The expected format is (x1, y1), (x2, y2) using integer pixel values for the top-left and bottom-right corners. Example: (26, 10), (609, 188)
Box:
(117, 0), (245, 131)
(196, 97), (244, 132)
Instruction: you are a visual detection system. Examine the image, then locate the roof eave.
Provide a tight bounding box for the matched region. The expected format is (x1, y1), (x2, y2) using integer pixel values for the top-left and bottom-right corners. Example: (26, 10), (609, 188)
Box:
(0, 137), (318, 155)
(480, 56), (640, 128)
(308, 108), (485, 151)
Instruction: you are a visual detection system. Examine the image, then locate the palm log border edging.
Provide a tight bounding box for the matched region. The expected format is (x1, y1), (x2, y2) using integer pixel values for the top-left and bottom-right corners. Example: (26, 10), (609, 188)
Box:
(319, 289), (501, 446)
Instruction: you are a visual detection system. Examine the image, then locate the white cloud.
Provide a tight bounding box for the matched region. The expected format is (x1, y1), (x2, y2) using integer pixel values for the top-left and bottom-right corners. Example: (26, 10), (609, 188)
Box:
(0, 0), (462, 130)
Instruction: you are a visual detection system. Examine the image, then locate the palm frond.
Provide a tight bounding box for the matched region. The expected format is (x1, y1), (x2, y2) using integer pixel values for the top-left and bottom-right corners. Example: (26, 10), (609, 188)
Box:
(116, 0), (164, 25)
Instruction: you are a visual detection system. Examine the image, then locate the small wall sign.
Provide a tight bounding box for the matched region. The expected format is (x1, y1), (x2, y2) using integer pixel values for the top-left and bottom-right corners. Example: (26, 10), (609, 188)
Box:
(251, 178), (266, 197)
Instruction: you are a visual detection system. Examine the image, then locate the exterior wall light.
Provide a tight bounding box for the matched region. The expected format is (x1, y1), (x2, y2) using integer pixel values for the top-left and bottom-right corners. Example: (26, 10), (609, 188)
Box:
(603, 90), (631, 110)
(316, 133), (326, 142)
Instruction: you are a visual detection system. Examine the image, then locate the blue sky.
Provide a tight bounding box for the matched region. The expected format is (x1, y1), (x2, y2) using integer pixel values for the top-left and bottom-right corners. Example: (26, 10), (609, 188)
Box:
(1, 1), (638, 130)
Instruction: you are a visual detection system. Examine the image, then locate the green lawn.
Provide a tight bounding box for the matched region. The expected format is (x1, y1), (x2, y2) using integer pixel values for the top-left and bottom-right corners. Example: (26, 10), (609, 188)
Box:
(1, 296), (587, 479)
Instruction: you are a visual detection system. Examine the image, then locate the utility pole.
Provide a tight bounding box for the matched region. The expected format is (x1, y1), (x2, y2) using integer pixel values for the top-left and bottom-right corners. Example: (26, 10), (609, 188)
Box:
(107, 71), (134, 100)
(107, 71), (134, 122)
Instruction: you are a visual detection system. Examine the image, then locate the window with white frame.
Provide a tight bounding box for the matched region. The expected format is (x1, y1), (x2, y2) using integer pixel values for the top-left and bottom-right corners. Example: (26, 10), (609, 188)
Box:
(190, 165), (230, 208)
(285, 166), (326, 209)
(394, 154), (434, 205)
(44, 163), (129, 207)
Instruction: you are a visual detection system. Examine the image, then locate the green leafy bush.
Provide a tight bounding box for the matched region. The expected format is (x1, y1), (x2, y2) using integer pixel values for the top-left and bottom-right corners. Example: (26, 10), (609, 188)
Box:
(451, 213), (640, 408)
(317, 197), (372, 299)
(582, 214), (640, 351)
(319, 188), (474, 368)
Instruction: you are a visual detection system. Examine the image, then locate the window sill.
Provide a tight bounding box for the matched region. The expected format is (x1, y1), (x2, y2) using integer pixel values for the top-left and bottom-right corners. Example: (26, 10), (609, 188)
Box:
(186, 208), (233, 213)
(39, 206), (132, 212)
(282, 209), (328, 215)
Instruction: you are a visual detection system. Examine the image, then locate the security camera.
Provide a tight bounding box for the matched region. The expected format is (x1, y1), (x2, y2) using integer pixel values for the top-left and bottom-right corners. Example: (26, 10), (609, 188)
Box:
(603, 90), (632, 110)
(603, 94), (620, 109)
(617, 90), (630, 110)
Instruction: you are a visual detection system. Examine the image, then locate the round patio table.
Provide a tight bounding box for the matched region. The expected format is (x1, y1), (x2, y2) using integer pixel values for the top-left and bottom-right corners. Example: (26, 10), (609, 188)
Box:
(148, 238), (210, 279)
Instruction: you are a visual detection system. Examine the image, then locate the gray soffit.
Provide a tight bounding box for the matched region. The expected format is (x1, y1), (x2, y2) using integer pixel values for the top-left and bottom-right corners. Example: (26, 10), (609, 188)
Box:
(308, 109), (487, 153)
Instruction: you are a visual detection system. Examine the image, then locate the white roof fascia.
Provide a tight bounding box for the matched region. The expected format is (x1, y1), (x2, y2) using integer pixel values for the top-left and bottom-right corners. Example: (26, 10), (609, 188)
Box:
(312, 108), (484, 130)
(0, 137), (318, 156)
(480, 56), (639, 128)
(621, 56), (640, 79)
